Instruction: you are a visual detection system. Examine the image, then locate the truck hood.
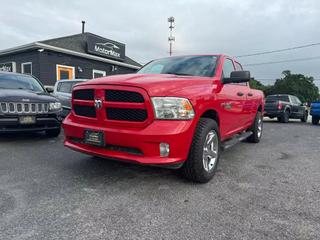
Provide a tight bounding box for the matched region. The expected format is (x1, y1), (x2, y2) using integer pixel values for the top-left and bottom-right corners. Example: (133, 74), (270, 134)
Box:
(0, 89), (58, 103)
(83, 74), (214, 97)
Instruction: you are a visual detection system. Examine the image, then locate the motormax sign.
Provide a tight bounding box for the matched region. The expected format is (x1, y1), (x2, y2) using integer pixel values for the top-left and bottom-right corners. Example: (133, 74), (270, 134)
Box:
(87, 35), (125, 61)
(0, 62), (16, 72)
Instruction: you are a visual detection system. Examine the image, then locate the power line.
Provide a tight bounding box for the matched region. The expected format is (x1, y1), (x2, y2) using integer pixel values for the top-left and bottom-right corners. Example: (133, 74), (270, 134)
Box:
(236, 42), (320, 58)
(243, 56), (320, 66)
(255, 78), (320, 81)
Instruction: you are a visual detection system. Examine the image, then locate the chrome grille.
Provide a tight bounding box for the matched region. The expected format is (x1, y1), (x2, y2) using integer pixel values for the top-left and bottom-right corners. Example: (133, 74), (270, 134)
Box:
(0, 102), (49, 114)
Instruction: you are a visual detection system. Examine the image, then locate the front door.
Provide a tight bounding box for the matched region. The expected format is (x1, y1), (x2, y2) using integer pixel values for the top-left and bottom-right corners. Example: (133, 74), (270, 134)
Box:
(218, 58), (248, 136)
(57, 65), (74, 80)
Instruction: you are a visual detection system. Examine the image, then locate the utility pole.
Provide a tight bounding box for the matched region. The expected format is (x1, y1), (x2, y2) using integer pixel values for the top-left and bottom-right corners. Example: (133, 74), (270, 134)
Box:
(168, 17), (175, 56)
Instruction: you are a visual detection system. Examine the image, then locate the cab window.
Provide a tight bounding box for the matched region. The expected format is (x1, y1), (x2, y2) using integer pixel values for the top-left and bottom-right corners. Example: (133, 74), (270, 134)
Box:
(222, 58), (235, 78)
(235, 62), (243, 70)
(57, 82), (72, 93)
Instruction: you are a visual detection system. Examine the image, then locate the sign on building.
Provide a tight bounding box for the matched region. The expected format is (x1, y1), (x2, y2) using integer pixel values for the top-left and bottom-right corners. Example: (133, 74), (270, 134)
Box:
(86, 35), (125, 61)
(0, 62), (16, 72)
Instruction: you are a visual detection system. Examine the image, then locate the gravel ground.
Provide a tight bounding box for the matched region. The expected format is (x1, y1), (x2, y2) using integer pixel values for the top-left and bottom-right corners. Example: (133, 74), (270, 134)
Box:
(0, 119), (319, 240)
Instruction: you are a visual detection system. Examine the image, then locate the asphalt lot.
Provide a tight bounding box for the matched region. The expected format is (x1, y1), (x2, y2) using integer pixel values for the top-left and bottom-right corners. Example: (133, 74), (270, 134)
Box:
(0, 119), (319, 240)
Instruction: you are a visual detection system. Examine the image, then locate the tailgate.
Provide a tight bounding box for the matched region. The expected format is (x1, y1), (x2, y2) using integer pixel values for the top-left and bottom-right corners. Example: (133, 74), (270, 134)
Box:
(264, 101), (279, 111)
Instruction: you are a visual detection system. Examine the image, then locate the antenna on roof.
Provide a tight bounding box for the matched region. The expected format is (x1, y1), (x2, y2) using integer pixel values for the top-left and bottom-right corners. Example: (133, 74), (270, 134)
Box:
(82, 21), (86, 34)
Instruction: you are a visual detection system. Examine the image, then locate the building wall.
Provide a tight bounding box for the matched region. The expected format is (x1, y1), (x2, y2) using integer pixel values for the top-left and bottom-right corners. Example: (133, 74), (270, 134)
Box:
(0, 49), (137, 86)
(0, 51), (41, 79)
(38, 50), (136, 85)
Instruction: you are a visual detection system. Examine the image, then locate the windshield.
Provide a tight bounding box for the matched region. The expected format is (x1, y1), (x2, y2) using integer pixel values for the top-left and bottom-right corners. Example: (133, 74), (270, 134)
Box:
(266, 95), (289, 102)
(0, 73), (45, 92)
(137, 55), (219, 77)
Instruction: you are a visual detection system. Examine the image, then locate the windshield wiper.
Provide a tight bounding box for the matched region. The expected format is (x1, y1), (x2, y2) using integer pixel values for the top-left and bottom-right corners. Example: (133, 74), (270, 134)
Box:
(166, 72), (194, 76)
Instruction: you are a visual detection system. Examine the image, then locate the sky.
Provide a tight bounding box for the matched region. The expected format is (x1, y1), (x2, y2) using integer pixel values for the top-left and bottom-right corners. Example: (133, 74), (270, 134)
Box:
(1, 0), (320, 86)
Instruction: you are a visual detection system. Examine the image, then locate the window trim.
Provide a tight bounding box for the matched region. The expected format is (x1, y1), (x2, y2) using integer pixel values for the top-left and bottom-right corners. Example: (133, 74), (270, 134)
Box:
(21, 62), (32, 75)
(56, 64), (75, 81)
(92, 69), (106, 79)
(235, 61), (243, 71)
(221, 57), (235, 79)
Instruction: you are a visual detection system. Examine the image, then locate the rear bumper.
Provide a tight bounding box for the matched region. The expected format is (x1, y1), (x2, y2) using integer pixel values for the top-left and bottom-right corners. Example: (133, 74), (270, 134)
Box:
(0, 115), (61, 132)
(264, 109), (283, 117)
(62, 114), (196, 166)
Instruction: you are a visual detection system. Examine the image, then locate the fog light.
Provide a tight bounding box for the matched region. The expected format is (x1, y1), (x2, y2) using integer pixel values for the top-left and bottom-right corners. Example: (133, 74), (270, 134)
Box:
(160, 143), (170, 157)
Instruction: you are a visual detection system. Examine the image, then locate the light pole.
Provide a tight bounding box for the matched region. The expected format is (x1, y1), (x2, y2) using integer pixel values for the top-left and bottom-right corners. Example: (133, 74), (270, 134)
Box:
(168, 16), (175, 56)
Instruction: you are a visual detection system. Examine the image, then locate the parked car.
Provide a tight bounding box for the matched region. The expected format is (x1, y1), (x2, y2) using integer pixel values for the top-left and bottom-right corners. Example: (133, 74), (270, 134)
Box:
(310, 100), (320, 125)
(63, 54), (265, 183)
(52, 79), (87, 117)
(0, 72), (62, 136)
(264, 94), (308, 123)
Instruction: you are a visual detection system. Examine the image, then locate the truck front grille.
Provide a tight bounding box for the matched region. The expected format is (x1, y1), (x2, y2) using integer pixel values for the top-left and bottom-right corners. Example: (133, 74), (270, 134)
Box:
(106, 108), (147, 122)
(0, 102), (49, 114)
(105, 90), (144, 103)
(74, 105), (96, 118)
(74, 89), (94, 100)
(72, 87), (149, 123)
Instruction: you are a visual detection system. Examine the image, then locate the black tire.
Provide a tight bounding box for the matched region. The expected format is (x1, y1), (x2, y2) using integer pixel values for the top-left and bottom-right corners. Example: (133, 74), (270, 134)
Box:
(312, 116), (319, 125)
(301, 111), (308, 122)
(279, 110), (290, 123)
(45, 127), (61, 137)
(181, 118), (220, 183)
(247, 111), (263, 143)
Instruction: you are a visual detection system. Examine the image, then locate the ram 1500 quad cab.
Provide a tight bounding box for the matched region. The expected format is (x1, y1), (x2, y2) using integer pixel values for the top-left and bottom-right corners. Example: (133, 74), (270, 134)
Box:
(63, 55), (264, 183)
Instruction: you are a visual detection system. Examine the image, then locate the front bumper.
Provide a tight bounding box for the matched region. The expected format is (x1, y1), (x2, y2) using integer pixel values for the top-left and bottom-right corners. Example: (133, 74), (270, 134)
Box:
(62, 114), (196, 166)
(0, 114), (61, 132)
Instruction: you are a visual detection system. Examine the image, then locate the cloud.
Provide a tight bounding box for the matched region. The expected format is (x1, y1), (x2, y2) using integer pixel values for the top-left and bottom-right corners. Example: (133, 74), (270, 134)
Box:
(1, 0), (320, 86)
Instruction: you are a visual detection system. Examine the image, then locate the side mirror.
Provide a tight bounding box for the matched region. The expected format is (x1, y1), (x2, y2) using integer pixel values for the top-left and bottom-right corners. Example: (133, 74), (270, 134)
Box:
(223, 71), (251, 84)
(45, 86), (54, 93)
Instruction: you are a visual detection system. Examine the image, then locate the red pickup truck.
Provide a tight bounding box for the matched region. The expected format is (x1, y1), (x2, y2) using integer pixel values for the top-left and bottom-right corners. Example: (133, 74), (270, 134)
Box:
(63, 55), (264, 183)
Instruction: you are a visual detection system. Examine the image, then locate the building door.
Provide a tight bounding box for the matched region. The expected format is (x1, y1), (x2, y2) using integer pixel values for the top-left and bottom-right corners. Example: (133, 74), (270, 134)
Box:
(56, 65), (75, 80)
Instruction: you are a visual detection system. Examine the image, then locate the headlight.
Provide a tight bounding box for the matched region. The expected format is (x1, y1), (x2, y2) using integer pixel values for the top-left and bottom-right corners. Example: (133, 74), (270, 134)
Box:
(151, 97), (195, 119)
(49, 102), (62, 111)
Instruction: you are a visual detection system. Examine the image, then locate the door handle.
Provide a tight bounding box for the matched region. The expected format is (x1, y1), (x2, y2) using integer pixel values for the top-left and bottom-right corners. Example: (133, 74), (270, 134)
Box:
(237, 92), (244, 96)
(248, 93), (253, 97)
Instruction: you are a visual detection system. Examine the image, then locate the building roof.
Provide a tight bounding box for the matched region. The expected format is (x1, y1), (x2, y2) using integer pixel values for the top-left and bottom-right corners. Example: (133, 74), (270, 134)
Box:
(0, 32), (142, 69)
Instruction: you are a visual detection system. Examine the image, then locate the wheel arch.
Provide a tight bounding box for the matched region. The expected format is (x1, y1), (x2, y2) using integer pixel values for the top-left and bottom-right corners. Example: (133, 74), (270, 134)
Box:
(200, 109), (220, 126)
(285, 106), (291, 113)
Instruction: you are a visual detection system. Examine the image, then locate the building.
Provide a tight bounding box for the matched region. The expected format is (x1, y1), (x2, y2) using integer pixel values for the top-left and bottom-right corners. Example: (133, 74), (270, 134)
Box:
(0, 32), (142, 85)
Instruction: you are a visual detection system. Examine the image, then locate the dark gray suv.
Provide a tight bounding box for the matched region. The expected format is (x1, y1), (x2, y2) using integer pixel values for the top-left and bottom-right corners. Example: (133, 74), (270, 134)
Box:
(0, 72), (62, 136)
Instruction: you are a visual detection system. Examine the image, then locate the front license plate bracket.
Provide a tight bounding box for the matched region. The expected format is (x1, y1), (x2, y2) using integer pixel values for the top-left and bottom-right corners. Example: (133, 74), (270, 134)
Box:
(84, 130), (104, 147)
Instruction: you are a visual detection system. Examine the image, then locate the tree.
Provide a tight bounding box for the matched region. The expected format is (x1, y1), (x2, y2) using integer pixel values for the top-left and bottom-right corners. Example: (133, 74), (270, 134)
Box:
(267, 70), (319, 103)
(249, 78), (266, 91)
(249, 78), (272, 95)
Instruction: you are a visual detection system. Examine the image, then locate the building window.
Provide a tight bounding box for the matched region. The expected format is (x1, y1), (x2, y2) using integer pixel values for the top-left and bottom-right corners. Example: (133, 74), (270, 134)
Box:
(21, 62), (32, 75)
(92, 69), (106, 79)
(56, 64), (75, 80)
